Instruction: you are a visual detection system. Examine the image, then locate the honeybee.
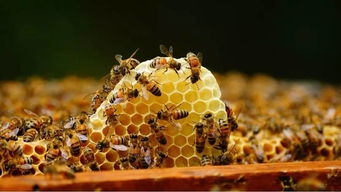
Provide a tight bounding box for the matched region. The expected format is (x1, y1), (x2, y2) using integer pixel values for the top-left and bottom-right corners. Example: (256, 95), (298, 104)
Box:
(96, 139), (110, 152)
(195, 134), (206, 153)
(140, 136), (150, 151)
(110, 65), (123, 86)
(194, 122), (205, 136)
(296, 176), (325, 191)
(251, 144), (264, 163)
(16, 156), (34, 175)
(217, 144), (238, 165)
(23, 128), (38, 142)
(0, 117), (25, 140)
(40, 125), (60, 140)
(6, 140), (23, 158)
(129, 134), (139, 148)
(203, 113), (217, 145)
(86, 90), (106, 113)
(278, 176), (296, 191)
(150, 44), (181, 75)
(218, 119), (231, 139)
(225, 102), (239, 131)
(214, 136), (228, 153)
(128, 146), (141, 168)
(44, 158), (75, 179)
(66, 133), (85, 156)
(135, 73), (161, 100)
(185, 52), (203, 84)
(201, 155), (213, 166)
(115, 48), (140, 76)
(45, 144), (61, 162)
(152, 151), (168, 168)
(139, 147), (152, 169)
(303, 126), (322, 152)
(69, 162), (84, 173)
(110, 85), (139, 104)
(103, 106), (120, 126)
(157, 104), (189, 128)
(23, 109), (53, 132)
(148, 118), (167, 145)
(110, 135), (129, 151)
(102, 76), (115, 94)
(119, 157), (132, 170)
(82, 147), (99, 171)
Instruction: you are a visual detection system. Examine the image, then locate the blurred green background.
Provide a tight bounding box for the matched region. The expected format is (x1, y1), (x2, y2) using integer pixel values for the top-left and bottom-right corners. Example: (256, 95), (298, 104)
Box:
(0, 0), (340, 82)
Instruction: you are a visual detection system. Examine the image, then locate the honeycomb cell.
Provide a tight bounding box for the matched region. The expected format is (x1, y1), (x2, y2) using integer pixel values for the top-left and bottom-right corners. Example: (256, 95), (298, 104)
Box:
(95, 152), (106, 164)
(204, 76), (214, 86)
(212, 88), (220, 98)
(185, 91), (198, 103)
(165, 71), (180, 82)
(106, 150), (119, 162)
(175, 156), (188, 167)
(193, 101), (207, 113)
(187, 113), (201, 123)
(208, 100), (221, 112)
(216, 110), (227, 120)
(199, 88), (212, 100)
(91, 118), (104, 130)
(34, 145), (45, 155)
(136, 103), (149, 114)
(23, 144), (33, 155)
(263, 143), (273, 153)
(168, 145), (180, 158)
(131, 114), (143, 125)
(179, 102), (192, 112)
(243, 145), (253, 156)
(162, 82), (175, 93)
(91, 132), (103, 143)
(100, 162), (114, 171)
(38, 163), (46, 173)
(325, 138), (334, 146)
(176, 81), (188, 92)
(187, 134), (196, 146)
(320, 148), (330, 157)
(102, 125), (115, 137)
(150, 103), (162, 113)
(189, 157), (201, 167)
(123, 103), (135, 114)
(163, 157), (174, 168)
(155, 94), (169, 105)
(127, 124), (139, 134)
(31, 155), (40, 165)
(275, 146), (284, 154)
(174, 135), (186, 147)
(119, 114), (131, 126)
(115, 125), (126, 136)
(182, 145), (194, 158)
(139, 124), (151, 135)
(165, 125), (178, 136)
(170, 92), (183, 104)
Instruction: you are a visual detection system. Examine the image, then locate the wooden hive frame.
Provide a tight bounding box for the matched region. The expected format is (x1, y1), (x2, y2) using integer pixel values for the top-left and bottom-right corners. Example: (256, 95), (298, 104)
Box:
(0, 160), (341, 191)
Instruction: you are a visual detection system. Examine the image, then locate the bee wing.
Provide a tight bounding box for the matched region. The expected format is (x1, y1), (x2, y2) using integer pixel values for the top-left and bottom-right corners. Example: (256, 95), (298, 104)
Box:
(170, 121), (181, 130)
(141, 86), (149, 100)
(169, 46), (173, 57)
(64, 118), (76, 129)
(115, 54), (123, 64)
(19, 164), (33, 169)
(144, 149), (152, 165)
(0, 122), (10, 131)
(76, 133), (88, 141)
(114, 97), (125, 104)
(66, 137), (72, 147)
(129, 48), (139, 59)
(197, 52), (203, 64)
(159, 44), (169, 56)
(23, 109), (39, 117)
(9, 128), (19, 137)
(111, 144), (128, 151)
(60, 149), (69, 159)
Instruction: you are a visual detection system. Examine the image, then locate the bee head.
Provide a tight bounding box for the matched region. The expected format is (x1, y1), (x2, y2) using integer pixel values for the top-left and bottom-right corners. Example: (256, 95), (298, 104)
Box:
(135, 73), (141, 81)
(190, 76), (199, 84)
(204, 112), (212, 119)
(195, 122), (204, 129)
(133, 89), (139, 97)
(141, 137), (149, 142)
(130, 134), (138, 139)
(157, 151), (167, 158)
(147, 118), (156, 125)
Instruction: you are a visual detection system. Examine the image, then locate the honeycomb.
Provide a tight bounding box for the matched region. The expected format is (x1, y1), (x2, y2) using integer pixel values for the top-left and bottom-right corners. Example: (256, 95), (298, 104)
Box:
(88, 58), (227, 168)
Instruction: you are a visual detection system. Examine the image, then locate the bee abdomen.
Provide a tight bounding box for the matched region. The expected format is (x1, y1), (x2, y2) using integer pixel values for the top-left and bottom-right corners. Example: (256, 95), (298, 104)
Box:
(207, 136), (216, 145)
(149, 84), (161, 96)
(173, 110), (189, 120)
(71, 144), (81, 156)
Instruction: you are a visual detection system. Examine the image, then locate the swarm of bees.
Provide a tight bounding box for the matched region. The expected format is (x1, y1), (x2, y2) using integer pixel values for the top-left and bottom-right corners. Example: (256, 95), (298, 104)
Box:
(0, 44), (340, 182)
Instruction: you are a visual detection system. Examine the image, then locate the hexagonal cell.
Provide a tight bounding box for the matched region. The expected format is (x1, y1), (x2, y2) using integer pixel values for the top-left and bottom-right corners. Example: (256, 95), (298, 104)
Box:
(136, 103), (149, 114)
(131, 114), (143, 125)
(90, 132), (103, 143)
(187, 113), (201, 123)
(115, 125), (126, 136)
(163, 157), (175, 168)
(165, 125), (178, 136)
(139, 124), (151, 136)
(95, 152), (106, 164)
(212, 88), (220, 98)
(320, 148), (331, 157)
(91, 118), (104, 130)
(182, 145), (194, 158)
(204, 76), (215, 86)
(216, 110), (227, 120)
(155, 94), (169, 105)
(129, 95), (141, 104)
(162, 82), (175, 94)
(150, 103), (162, 114)
(325, 138), (334, 146)
(175, 156), (188, 167)
(176, 81), (188, 92)
(31, 155), (40, 165)
(106, 150), (119, 162)
(119, 114), (131, 126)
(208, 100), (221, 112)
(38, 163), (46, 173)
(185, 91), (198, 103)
(100, 162), (114, 171)
(199, 88), (212, 100)
(170, 92), (183, 104)
(123, 103), (135, 114)
(189, 157), (201, 167)
(114, 104), (123, 114)
(179, 102), (192, 112)
(187, 134), (196, 146)
(165, 71), (180, 83)
(127, 124), (139, 134)
(23, 144), (33, 155)
(263, 143), (273, 153)
(243, 145), (253, 156)
(193, 101), (207, 113)
(34, 145), (46, 155)
(275, 145), (284, 154)
(174, 135), (186, 147)
(102, 125), (115, 137)
(168, 145), (180, 158)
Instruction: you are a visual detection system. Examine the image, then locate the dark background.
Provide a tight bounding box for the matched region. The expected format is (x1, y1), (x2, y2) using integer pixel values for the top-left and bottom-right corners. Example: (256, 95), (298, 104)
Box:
(1, 0), (340, 83)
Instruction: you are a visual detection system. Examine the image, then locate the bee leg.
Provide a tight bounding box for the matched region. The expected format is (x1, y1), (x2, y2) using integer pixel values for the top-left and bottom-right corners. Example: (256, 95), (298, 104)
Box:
(174, 69), (180, 77)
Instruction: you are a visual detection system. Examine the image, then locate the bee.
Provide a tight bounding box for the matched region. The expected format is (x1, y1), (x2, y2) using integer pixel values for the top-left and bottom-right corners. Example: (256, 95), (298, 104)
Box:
(110, 65), (123, 86)
(44, 158), (75, 179)
(119, 157), (132, 170)
(303, 127), (322, 152)
(140, 136), (151, 151)
(218, 119), (231, 139)
(150, 44), (181, 75)
(296, 176), (325, 191)
(45, 144), (61, 162)
(203, 113), (217, 145)
(157, 104), (189, 128)
(194, 122), (205, 136)
(96, 139), (110, 152)
(109, 85), (139, 104)
(202, 112), (215, 129)
(70, 162), (84, 173)
(185, 52), (203, 84)
(129, 134), (139, 148)
(82, 147), (99, 171)
(225, 102), (239, 131)
(279, 176), (296, 191)
(66, 133), (83, 156)
(7, 140), (23, 158)
(23, 128), (38, 142)
(152, 151), (168, 168)
(139, 148), (152, 169)
(40, 125), (59, 140)
(148, 118), (167, 145)
(103, 106), (120, 126)
(16, 156), (34, 175)
(128, 146), (141, 168)
(110, 135), (129, 151)
(23, 109), (53, 132)
(73, 112), (89, 138)
(217, 144), (238, 165)
(115, 48), (140, 76)
(195, 134), (206, 153)
(86, 90), (106, 113)
(201, 155), (213, 166)
(135, 73), (161, 100)
(251, 144), (264, 163)
(102, 76), (116, 94)
(0, 117), (25, 140)
(214, 136), (228, 153)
